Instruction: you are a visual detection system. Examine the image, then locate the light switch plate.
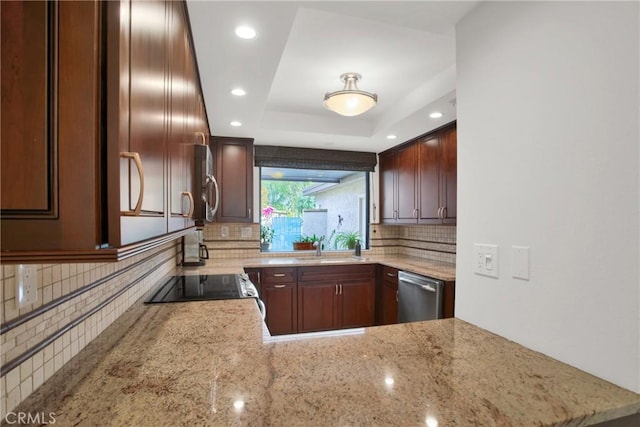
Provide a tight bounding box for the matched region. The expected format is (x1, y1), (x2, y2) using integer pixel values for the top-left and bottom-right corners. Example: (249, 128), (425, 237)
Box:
(512, 246), (530, 280)
(221, 226), (229, 238)
(241, 227), (252, 238)
(473, 244), (499, 278)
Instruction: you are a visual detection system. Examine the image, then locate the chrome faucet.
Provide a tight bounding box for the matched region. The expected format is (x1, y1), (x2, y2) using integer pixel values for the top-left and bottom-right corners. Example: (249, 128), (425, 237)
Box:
(314, 236), (325, 257)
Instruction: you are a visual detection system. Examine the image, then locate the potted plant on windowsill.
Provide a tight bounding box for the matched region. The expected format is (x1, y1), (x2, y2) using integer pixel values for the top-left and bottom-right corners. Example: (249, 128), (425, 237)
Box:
(293, 234), (322, 251)
(260, 225), (274, 251)
(333, 230), (360, 250)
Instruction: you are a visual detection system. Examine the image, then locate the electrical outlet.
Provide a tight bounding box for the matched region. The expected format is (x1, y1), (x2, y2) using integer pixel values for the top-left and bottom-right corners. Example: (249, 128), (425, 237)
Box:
(241, 227), (252, 238)
(16, 264), (38, 308)
(221, 226), (229, 238)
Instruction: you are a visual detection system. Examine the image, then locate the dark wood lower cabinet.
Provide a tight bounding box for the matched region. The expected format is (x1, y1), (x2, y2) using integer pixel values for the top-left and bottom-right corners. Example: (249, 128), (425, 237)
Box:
(379, 266), (399, 325)
(248, 264), (451, 335)
(262, 282), (297, 335)
(297, 265), (376, 333)
(339, 278), (375, 329)
(297, 281), (337, 333)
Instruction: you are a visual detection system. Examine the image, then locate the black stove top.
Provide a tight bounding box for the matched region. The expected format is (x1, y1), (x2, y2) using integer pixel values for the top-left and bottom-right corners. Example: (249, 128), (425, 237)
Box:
(144, 274), (258, 304)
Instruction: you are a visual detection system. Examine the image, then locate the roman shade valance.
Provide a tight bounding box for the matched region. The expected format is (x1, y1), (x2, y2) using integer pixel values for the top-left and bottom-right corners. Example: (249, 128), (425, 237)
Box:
(254, 145), (377, 172)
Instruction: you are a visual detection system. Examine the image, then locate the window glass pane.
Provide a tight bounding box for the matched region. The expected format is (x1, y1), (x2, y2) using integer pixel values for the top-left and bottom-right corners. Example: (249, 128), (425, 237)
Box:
(260, 168), (368, 253)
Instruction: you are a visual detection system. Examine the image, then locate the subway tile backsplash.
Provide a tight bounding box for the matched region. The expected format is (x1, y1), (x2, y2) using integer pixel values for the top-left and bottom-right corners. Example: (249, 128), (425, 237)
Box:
(0, 241), (180, 419)
(202, 222), (456, 263)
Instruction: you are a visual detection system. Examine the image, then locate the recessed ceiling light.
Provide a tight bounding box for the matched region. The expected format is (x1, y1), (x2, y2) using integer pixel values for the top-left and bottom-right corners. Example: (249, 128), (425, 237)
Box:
(235, 26), (256, 39)
(429, 112), (443, 119)
(386, 134), (397, 140)
(231, 88), (246, 96)
(230, 121), (242, 127)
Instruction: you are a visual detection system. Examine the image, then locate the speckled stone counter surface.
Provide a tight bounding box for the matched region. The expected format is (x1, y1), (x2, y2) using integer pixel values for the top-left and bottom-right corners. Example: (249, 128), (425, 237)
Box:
(189, 254), (457, 281)
(13, 297), (640, 425)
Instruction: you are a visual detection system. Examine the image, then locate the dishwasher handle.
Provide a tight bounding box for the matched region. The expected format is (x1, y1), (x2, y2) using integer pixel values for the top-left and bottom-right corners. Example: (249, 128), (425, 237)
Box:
(399, 276), (437, 292)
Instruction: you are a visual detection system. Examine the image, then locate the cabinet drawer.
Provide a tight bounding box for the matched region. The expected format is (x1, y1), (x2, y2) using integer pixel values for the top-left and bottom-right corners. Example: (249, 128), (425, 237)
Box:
(381, 266), (399, 282)
(298, 264), (375, 282)
(261, 267), (297, 284)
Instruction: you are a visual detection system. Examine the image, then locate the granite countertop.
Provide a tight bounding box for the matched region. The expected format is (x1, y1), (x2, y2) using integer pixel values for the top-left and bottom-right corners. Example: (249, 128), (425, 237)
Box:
(16, 298), (640, 425)
(188, 254), (457, 281)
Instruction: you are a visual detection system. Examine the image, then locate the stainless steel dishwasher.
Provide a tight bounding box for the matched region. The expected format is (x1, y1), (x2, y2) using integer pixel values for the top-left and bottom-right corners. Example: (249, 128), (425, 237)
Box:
(397, 271), (444, 323)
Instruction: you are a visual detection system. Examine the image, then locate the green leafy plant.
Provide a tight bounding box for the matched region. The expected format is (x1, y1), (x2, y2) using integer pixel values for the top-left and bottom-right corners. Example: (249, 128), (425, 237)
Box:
(294, 234), (323, 244)
(260, 225), (274, 244)
(333, 231), (360, 250)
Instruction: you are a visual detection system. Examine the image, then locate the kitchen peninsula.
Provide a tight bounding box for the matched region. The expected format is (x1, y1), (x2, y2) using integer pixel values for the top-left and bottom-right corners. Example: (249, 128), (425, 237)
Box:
(12, 258), (640, 426)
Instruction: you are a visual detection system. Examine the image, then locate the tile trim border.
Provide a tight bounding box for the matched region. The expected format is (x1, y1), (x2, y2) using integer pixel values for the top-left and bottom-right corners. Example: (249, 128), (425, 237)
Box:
(0, 251), (175, 377)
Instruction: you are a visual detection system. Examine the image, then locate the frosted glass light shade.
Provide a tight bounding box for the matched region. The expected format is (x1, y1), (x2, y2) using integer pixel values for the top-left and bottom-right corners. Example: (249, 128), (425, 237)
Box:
(323, 73), (377, 117)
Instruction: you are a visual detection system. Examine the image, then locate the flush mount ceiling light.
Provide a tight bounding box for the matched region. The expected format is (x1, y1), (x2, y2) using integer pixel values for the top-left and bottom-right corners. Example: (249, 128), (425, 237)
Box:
(323, 73), (377, 117)
(235, 26), (256, 39)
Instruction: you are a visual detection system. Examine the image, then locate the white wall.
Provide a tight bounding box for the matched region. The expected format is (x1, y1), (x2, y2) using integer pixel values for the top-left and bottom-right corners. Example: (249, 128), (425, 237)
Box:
(456, 1), (639, 392)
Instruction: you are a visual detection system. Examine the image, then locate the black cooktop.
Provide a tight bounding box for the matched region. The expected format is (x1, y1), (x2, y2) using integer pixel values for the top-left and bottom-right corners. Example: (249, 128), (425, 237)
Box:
(144, 274), (256, 304)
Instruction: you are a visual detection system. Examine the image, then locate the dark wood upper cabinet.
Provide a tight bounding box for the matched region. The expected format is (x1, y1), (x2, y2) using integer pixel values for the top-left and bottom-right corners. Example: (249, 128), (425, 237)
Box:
(379, 122), (457, 225)
(1, 0), (209, 261)
(378, 151), (397, 223)
(396, 143), (419, 223)
(418, 134), (442, 222)
(210, 137), (254, 223)
(1, 1), (51, 213)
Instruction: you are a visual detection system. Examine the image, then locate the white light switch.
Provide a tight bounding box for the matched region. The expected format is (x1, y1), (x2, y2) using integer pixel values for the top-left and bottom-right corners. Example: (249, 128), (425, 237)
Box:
(473, 244), (499, 278)
(221, 226), (229, 238)
(241, 227), (252, 238)
(512, 246), (530, 280)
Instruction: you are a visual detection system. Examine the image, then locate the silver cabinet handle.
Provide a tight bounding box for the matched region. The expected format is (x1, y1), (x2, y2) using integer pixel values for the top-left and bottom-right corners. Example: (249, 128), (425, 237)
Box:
(274, 284), (285, 288)
(181, 191), (194, 217)
(386, 272), (396, 278)
(335, 284), (338, 295)
(442, 206), (447, 218)
(339, 283), (343, 295)
(257, 272), (261, 283)
(396, 290), (399, 302)
(393, 210), (397, 219)
(195, 131), (207, 145)
(273, 273), (286, 277)
(120, 152), (144, 216)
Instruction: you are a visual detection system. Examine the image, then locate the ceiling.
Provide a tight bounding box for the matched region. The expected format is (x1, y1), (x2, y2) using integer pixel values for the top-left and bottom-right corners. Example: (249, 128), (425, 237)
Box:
(187, 1), (478, 154)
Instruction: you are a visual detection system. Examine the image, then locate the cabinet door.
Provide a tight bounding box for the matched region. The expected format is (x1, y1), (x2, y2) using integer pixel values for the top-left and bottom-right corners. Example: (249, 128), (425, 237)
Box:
(1, 1), (103, 251)
(120, 0), (168, 244)
(297, 281), (337, 333)
(339, 278), (375, 328)
(127, 0), (167, 216)
(213, 137), (254, 223)
(441, 125), (457, 222)
(396, 144), (418, 223)
(418, 134), (441, 223)
(378, 150), (397, 223)
(167, 1), (190, 232)
(379, 266), (399, 325)
(263, 282), (298, 335)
